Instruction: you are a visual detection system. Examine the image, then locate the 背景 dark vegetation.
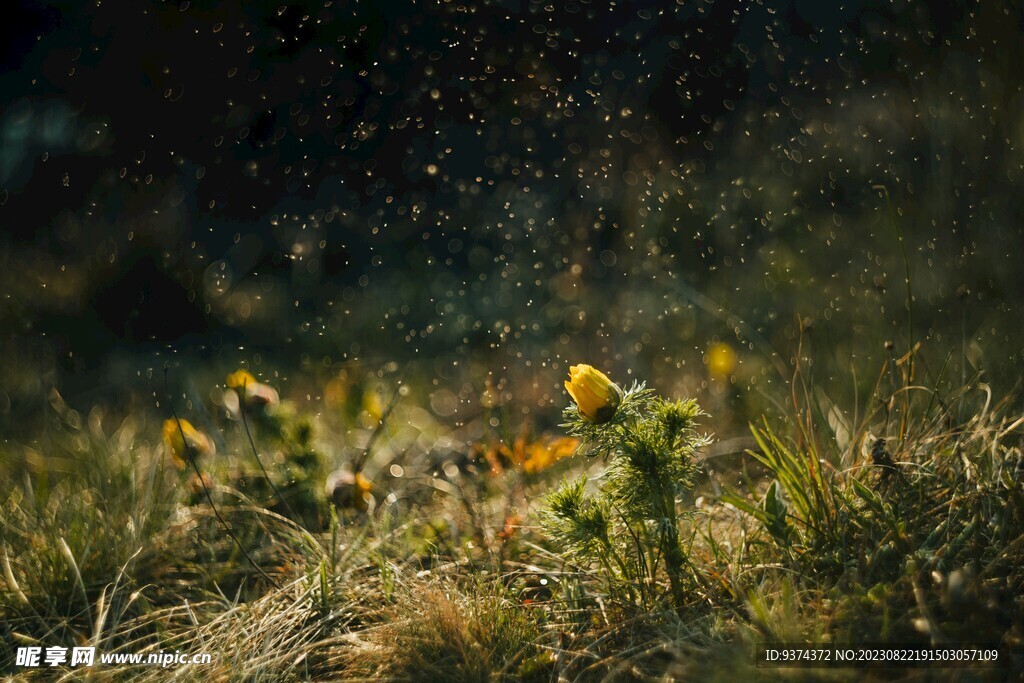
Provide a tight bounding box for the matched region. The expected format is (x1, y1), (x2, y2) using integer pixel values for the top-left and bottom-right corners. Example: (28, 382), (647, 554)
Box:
(2, 0), (1023, 680)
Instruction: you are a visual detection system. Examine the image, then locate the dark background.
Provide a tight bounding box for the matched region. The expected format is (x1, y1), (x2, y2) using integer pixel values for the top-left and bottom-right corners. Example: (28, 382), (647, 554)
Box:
(2, 0), (1021, 435)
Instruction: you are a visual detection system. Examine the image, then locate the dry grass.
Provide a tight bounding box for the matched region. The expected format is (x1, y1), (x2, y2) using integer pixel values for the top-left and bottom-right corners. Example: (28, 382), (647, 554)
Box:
(2, 360), (1022, 681)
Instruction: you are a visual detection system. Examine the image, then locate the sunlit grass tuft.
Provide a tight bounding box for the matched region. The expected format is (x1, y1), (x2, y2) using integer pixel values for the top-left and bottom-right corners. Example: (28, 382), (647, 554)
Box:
(718, 350), (1024, 661)
(340, 580), (552, 682)
(0, 395), (174, 665)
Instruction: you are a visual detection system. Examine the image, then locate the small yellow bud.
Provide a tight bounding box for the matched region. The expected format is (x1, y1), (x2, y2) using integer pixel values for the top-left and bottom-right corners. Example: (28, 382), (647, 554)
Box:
(225, 369), (279, 409)
(226, 369), (257, 390)
(706, 342), (737, 381)
(564, 364), (623, 424)
(162, 418), (215, 469)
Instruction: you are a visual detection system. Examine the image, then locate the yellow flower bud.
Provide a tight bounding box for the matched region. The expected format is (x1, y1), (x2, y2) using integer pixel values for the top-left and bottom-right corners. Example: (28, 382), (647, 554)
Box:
(706, 342), (737, 381)
(564, 364), (623, 424)
(162, 418), (215, 469)
(225, 369), (279, 410)
(226, 369), (257, 390)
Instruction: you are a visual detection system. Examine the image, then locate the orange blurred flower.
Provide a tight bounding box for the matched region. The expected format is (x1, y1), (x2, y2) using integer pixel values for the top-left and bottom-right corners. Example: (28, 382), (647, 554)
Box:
(484, 433), (579, 476)
(520, 436), (579, 474)
(498, 513), (523, 540)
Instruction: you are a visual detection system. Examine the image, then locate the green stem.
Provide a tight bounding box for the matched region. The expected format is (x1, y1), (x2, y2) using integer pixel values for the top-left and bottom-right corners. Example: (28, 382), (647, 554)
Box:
(598, 541), (636, 605)
(660, 490), (687, 611)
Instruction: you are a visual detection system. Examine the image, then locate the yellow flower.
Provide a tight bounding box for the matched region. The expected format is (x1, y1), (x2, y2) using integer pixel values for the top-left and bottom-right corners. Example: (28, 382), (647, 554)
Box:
(225, 369), (279, 411)
(564, 364), (622, 424)
(226, 369), (257, 390)
(162, 418), (215, 469)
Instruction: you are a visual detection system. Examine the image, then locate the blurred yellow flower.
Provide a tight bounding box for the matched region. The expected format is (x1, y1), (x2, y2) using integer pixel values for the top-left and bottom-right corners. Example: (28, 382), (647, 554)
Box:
(330, 469), (374, 512)
(361, 387), (383, 423)
(162, 418), (215, 469)
(706, 342), (737, 381)
(565, 364), (622, 423)
(225, 369), (279, 411)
